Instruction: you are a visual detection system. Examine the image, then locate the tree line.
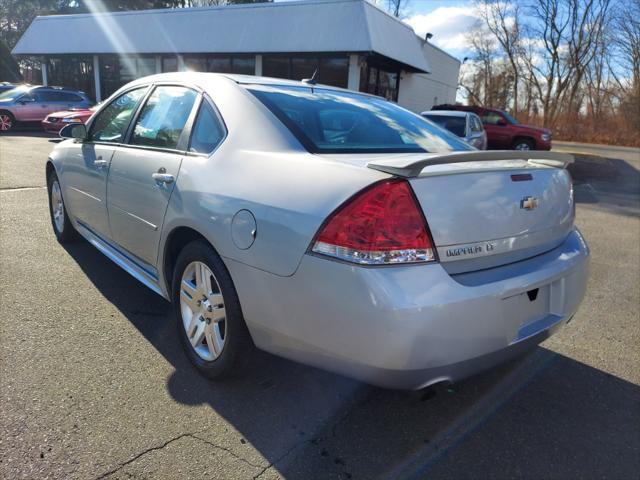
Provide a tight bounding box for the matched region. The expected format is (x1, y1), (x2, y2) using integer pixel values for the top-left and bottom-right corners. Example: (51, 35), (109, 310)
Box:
(462, 0), (639, 146)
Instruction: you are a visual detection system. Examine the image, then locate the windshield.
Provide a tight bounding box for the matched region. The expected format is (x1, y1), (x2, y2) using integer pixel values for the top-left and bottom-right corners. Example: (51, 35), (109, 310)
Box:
(502, 110), (519, 125)
(0, 85), (30, 101)
(248, 85), (472, 154)
(423, 114), (466, 137)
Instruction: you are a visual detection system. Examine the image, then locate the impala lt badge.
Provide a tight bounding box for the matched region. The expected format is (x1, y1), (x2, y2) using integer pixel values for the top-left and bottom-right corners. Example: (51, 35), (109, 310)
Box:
(521, 196), (539, 210)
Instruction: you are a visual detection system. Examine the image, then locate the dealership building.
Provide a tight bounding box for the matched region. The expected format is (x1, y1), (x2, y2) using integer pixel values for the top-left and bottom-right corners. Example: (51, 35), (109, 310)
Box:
(11, 0), (460, 112)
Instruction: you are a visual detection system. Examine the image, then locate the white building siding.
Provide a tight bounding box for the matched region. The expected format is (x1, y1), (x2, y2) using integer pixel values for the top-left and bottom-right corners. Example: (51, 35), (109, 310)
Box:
(397, 43), (460, 113)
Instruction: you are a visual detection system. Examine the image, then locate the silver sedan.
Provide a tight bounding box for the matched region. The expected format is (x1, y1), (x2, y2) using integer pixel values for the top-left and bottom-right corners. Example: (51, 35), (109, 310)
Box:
(46, 73), (589, 389)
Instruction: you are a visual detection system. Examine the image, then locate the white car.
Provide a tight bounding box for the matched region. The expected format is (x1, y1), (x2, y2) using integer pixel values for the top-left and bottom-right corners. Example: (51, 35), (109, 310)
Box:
(422, 110), (488, 150)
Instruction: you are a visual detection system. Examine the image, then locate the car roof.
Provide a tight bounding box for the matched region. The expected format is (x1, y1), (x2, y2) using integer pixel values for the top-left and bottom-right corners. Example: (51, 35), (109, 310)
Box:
(421, 110), (468, 118)
(30, 85), (86, 93)
(124, 72), (368, 97)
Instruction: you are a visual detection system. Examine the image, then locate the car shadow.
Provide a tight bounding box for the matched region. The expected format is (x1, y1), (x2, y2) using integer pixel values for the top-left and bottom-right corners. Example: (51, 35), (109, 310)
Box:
(62, 240), (640, 479)
(0, 124), (54, 138)
(569, 154), (639, 217)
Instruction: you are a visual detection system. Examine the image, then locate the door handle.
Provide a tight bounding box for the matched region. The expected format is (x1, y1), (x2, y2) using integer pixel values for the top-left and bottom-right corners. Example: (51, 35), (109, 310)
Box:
(152, 172), (175, 184)
(93, 159), (108, 168)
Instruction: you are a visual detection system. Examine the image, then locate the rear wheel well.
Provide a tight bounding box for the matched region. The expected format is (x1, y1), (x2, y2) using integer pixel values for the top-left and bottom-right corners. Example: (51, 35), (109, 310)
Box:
(163, 226), (210, 292)
(512, 136), (535, 149)
(46, 161), (55, 180)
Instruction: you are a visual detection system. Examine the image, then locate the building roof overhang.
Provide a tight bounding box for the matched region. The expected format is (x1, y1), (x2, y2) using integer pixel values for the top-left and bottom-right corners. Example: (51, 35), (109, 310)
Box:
(11, 0), (431, 73)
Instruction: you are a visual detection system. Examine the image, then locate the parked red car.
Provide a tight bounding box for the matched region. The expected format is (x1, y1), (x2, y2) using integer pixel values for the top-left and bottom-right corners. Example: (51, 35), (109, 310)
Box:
(432, 104), (552, 151)
(42, 106), (96, 134)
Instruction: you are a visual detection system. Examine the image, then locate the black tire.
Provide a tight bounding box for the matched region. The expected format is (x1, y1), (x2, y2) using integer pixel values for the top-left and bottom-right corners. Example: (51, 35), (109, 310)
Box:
(47, 169), (78, 243)
(0, 110), (15, 132)
(172, 240), (253, 380)
(512, 138), (534, 151)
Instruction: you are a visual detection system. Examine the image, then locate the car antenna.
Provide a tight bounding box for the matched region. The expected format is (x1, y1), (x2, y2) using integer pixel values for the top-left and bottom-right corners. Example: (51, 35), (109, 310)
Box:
(302, 69), (318, 86)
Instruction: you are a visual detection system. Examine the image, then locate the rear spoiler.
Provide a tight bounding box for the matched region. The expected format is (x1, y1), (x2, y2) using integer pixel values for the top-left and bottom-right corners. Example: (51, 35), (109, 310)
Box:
(367, 151), (575, 178)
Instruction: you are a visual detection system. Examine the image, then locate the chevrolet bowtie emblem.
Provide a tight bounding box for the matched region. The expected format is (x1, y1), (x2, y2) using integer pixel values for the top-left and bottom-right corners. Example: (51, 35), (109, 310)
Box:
(520, 196), (539, 210)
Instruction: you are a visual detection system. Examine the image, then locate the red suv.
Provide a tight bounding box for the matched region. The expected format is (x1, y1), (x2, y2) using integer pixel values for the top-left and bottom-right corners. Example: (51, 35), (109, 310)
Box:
(432, 104), (552, 151)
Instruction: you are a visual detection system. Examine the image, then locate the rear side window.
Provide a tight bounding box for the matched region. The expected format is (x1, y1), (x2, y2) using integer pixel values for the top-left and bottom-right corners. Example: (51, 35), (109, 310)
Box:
(36, 91), (64, 102)
(59, 92), (83, 102)
(423, 115), (466, 137)
(130, 86), (197, 150)
(89, 87), (147, 143)
(248, 85), (471, 153)
(189, 101), (226, 154)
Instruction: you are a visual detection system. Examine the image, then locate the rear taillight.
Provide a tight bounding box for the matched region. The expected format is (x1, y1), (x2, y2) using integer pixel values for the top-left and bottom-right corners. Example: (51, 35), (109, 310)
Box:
(311, 179), (436, 265)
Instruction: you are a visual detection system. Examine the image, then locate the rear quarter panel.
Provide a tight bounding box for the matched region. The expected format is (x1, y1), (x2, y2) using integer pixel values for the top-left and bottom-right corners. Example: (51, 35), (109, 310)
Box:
(160, 77), (388, 279)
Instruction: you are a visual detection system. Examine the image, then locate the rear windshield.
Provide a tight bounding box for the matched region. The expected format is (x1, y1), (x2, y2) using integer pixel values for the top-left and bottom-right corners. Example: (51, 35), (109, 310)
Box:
(423, 115), (466, 137)
(247, 85), (472, 154)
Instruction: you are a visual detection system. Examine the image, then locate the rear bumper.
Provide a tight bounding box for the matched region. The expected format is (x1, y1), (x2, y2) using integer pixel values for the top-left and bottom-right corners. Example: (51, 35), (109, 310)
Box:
(228, 229), (590, 389)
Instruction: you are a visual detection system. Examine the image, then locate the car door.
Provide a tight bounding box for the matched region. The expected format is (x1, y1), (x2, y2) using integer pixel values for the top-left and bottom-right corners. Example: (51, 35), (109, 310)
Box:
(14, 92), (41, 121)
(106, 85), (199, 266)
(467, 114), (487, 149)
(481, 110), (510, 148)
(62, 87), (148, 238)
(33, 90), (64, 120)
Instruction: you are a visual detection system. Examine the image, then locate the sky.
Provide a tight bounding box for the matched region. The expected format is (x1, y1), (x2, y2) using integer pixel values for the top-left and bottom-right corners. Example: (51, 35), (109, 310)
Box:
(398, 0), (477, 61)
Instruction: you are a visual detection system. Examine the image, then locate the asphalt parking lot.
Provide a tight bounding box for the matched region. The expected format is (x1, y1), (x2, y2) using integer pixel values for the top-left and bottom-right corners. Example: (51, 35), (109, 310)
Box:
(1, 132), (638, 480)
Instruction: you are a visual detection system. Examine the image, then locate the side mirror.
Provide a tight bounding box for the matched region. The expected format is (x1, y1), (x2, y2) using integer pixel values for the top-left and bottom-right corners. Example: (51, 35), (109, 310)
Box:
(496, 119), (507, 126)
(60, 123), (87, 141)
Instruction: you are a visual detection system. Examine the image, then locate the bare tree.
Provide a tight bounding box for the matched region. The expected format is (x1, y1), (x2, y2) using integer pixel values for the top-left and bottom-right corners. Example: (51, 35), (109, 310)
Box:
(610, 0), (640, 129)
(383, 0), (410, 18)
(523, 0), (611, 127)
(475, 0), (523, 114)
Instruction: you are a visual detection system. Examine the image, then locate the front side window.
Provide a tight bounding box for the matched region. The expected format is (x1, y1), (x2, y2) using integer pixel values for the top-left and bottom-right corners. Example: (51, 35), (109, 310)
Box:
(0, 85), (30, 101)
(470, 115), (484, 132)
(89, 87), (147, 143)
(248, 85), (472, 153)
(130, 86), (197, 150)
(189, 101), (226, 154)
(482, 112), (506, 125)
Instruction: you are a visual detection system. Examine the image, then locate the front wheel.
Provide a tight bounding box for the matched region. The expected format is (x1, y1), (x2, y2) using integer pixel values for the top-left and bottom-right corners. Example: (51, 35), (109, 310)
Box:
(47, 170), (78, 243)
(0, 111), (15, 132)
(172, 240), (253, 379)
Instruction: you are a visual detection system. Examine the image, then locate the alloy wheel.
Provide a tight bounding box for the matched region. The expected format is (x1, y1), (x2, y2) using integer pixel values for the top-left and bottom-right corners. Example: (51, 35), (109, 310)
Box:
(50, 180), (65, 233)
(179, 261), (226, 361)
(0, 114), (13, 131)
(515, 142), (531, 151)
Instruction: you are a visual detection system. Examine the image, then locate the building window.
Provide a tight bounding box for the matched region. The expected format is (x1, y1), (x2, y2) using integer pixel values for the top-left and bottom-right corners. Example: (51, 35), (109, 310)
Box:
(46, 55), (95, 101)
(182, 55), (255, 74)
(263, 55), (348, 88)
(319, 57), (348, 88)
(263, 56), (290, 79)
(162, 56), (179, 73)
(231, 57), (255, 75)
(291, 57), (319, 82)
(359, 62), (400, 102)
(99, 55), (156, 99)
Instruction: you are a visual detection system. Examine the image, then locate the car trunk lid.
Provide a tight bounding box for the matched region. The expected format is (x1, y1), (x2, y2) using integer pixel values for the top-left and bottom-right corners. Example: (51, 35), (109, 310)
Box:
(366, 151), (575, 273)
